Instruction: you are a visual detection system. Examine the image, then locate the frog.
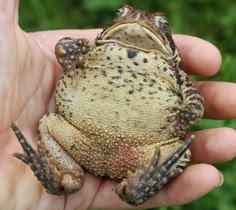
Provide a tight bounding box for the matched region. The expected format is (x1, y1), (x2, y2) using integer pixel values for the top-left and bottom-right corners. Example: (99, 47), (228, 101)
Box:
(11, 4), (204, 206)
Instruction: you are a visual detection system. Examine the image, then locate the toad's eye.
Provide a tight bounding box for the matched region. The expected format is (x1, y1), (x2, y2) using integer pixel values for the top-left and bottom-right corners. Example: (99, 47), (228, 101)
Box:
(116, 6), (129, 17)
(154, 16), (169, 29)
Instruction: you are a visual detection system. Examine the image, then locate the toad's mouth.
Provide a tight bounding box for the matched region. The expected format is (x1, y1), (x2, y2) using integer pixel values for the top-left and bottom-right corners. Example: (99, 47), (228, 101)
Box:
(97, 23), (173, 56)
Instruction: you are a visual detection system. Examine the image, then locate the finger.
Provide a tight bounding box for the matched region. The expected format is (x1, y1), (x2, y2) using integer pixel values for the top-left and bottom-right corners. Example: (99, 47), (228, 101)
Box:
(148, 164), (222, 207)
(174, 35), (222, 76)
(0, 0), (19, 23)
(196, 81), (236, 119)
(32, 31), (222, 77)
(190, 128), (236, 164)
(30, 29), (101, 52)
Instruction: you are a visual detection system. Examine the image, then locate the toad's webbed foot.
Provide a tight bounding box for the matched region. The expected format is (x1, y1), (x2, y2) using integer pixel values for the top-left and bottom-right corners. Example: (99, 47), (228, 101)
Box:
(116, 136), (194, 206)
(11, 123), (84, 195)
(55, 37), (91, 71)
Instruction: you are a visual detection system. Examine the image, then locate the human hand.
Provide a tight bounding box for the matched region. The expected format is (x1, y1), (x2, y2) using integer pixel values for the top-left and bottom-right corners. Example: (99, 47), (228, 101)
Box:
(1, 0), (236, 209)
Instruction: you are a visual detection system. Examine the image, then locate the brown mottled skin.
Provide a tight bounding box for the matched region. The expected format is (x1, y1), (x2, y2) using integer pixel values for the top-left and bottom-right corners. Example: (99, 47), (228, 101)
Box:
(11, 4), (204, 206)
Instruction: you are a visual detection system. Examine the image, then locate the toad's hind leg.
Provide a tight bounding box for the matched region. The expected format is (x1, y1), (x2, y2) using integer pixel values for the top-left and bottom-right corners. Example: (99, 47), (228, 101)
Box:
(116, 136), (194, 206)
(11, 114), (85, 195)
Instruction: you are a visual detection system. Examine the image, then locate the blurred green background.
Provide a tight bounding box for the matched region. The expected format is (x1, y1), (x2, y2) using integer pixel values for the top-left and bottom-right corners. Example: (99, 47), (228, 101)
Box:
(19, 0), (236, 209)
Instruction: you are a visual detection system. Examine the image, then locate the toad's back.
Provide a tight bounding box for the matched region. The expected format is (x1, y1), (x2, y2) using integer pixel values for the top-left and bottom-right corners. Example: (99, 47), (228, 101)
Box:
(56, 43), (182, 137)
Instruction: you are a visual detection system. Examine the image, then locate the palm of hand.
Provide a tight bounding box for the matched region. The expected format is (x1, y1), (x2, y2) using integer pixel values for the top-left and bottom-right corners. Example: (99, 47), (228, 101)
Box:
(1, 0), (236, 209)
(0, 5), (106, 209)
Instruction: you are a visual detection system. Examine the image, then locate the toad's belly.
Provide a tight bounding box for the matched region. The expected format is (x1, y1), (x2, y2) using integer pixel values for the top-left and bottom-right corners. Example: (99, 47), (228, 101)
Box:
(56, 70), (182, 136)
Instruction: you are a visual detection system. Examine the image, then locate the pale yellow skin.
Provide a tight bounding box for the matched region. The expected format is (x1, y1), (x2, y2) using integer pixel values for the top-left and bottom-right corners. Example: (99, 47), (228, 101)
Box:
(42, 43), (184, 179)
(12, 4), (204, 206)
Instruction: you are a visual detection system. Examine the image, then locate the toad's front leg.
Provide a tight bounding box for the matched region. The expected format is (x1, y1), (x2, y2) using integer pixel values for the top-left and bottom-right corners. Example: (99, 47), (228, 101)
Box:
(55, 37), (91, 71)
(167, 71), (204, 136)
(11, 113), (85, 195)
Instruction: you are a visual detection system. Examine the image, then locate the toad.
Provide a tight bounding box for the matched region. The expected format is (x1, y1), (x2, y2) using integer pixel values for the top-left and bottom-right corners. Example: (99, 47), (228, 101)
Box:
(11, 4), (204, 206)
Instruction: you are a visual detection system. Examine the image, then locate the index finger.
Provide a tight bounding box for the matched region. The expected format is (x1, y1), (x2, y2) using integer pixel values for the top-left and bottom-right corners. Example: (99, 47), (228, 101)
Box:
(32, 30), (222, 77)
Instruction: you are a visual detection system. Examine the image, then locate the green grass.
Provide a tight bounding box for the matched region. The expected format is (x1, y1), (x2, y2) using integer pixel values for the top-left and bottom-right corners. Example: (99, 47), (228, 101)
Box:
(19, 0), (236, 209)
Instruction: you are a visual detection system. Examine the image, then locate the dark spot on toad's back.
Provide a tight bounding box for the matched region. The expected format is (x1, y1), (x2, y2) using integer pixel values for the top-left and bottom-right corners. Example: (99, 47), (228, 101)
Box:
(127, 48), (138, 59)
(143, 58), (148, 63)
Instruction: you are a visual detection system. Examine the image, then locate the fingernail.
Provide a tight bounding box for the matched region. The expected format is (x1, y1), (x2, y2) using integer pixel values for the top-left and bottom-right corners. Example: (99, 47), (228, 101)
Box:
(217, 170), (224, 187)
